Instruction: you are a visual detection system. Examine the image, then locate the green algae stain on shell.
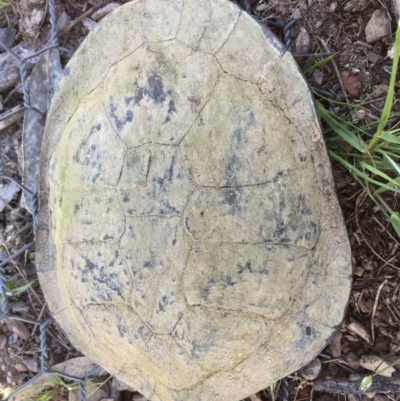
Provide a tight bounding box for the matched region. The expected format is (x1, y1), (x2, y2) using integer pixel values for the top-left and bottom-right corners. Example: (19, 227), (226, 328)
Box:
(36, 0), (352, 400)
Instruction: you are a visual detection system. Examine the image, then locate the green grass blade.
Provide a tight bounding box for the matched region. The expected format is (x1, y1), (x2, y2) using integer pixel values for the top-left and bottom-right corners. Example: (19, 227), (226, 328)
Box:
(329, 152), (400, 193)
(303, 54), (336, 74)
(10, 282), (33, 296)
(383, 153), (400, 175)
(390, 212), (400, 238)
(359, 161), (400, 185)
(375, 176), (400, 194)
(380, 131), (400, 144)
(368, 20), (400, 152)
(318, 104), (364, 152)
(378, 148), (400, 158)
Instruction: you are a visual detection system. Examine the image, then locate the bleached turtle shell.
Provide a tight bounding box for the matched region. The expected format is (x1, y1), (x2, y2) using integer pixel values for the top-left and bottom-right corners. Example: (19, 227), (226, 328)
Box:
(36, 0), (352, 400)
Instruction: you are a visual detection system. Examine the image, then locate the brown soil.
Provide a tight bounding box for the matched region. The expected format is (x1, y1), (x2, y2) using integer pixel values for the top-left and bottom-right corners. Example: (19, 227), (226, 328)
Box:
(0, 0), (399, 400)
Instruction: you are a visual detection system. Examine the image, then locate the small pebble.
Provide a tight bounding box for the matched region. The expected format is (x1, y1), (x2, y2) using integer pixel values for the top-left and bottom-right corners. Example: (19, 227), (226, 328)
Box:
(91, 2), (120, 21)
(82, 18), (97, 31)
(255, 3), (268, 11)
(295, 27), (310, 55)
(365, 10), (391, 43)
(372, 84), (389, 98)
(14, 363), (28, 372)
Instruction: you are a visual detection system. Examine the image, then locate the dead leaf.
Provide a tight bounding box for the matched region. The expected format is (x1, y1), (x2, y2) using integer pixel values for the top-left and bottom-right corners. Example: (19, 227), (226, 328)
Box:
(0, 106), (25, 132)
(359, 297), (374, 314)
(300, 357), (322, 380)
(5, 318), (30, 340)
(313, 69), (324, 86)
(0, 42), (36, 94)
(0, 179), (21, 212)
(14, 363), (28, 372)
(14, 357), (107, 401)
(353, 266), (365, 277)
(348, 318), (373, 345)
(0, 28), (16, 50)
(23, 357), (39, 372)
(365, 10), (391, 43)
(341, 342), (351, 354)
(249, 395), (263, 401)
(359, 355), (396, 377)
(341, 71), (359, 96)
(329, 330), (342, 357)
(374, 336), (389, 353)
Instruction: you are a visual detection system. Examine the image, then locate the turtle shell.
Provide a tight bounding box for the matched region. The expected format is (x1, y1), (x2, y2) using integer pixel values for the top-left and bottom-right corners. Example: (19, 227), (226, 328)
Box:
(36, 0), (352, 400)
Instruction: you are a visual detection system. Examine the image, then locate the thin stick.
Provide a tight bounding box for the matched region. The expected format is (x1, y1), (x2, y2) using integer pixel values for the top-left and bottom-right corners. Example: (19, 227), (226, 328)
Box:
(317, 36), (349, 103)
(371, 279), (387, 343)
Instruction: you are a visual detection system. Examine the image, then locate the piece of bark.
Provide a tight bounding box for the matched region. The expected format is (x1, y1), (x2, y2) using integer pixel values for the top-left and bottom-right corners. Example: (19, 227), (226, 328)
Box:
(0, 106), (24, 132)
(314, 377), (400, 394)
(0, 42), (36, 94)
(330, 330), (342, 357)
(21, 48), (61, 212)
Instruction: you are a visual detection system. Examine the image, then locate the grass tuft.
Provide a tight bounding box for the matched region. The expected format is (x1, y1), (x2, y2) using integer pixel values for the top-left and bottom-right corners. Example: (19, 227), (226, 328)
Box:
(313, 20), (400, 239)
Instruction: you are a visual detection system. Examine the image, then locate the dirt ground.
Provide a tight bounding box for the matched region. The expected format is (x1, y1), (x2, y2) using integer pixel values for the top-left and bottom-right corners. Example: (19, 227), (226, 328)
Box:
(0, 0), (400, 400)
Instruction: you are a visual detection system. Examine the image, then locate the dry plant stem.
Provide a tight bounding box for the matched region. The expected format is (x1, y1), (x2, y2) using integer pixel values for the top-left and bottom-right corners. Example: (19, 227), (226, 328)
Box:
(317, 36), (349, 103)
(31, 303), (46, 337)
(372, 216), (400, 246)
(383, 298), (400, 326)
(355, 288), (366, 315)
(355, 192), (399, 270)
(377, 253), (400, 275)
(371, 279), (387, 343)
(0, 105), (24, 131)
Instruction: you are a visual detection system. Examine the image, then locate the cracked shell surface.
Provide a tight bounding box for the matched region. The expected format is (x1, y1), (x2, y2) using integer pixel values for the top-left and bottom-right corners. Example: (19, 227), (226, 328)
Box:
(37, 0), (352, 400)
